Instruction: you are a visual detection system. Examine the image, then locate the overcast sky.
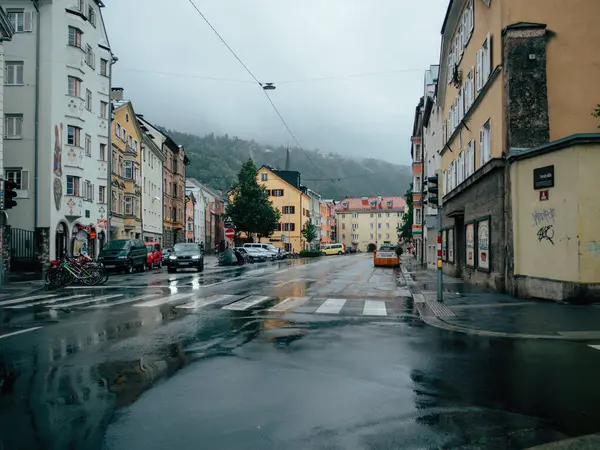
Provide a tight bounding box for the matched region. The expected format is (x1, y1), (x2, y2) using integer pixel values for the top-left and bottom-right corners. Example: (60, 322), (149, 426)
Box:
(103, 1), (448, 165)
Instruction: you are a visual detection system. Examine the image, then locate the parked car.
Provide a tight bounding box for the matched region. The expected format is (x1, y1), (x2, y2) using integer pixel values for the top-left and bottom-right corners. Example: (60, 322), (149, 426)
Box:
(146, 242), (163, 269)
(321, 243), (345, 255)
(167, 243), (204, 273)
(235, 247), (266, 263)
(243, 243), (280, 260)
(98, 239), (148, 273)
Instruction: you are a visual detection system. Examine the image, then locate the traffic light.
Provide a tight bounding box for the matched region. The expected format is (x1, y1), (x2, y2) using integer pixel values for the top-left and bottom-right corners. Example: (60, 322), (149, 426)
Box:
(427, 175), (439, 207)
(4, 180), (17, 210)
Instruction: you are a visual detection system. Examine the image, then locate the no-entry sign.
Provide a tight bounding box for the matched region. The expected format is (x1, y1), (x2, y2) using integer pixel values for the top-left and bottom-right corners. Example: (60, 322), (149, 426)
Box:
(225, 228), (235, 239)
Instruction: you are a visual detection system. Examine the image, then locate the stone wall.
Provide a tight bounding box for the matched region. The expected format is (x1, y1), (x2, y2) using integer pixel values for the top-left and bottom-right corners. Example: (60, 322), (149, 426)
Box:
(441, 159), (506, 291)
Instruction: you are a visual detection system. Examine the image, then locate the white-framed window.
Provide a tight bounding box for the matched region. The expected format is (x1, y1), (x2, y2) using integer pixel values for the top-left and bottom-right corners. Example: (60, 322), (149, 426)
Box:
(414, 143), (421, 162)
(7, 10), (33, 33)
(85, 89), (92, 111)
(78, 0), (85, 13)
(87, 3), (96, 26)
(100, 101), (108, 119)
(466, 140), (475, 178)
(5, 61), (24, 85)
(413, 176), (421, 192)
(125, 196), (133, 215)
(415, 208), (422, 225)
(452, 160), (457, 190)
(85, 44), (95, 69)
(68, 26), (83, 48)
(5, 169), (29, 190)
(5, 114), (23, 139)
(99, 185), (106, 203)
(111, 191), (117, 212)
(116, 123), (123, 141)
(476, 34), (493, 92)
(457, 151), (465, 185)
(261, 173), (268, 181)
(83, 179), (93, 201)
(100, 59), (108, 76)
(352, 223), (358, 230)
(67, 125), (81, 146)
(442, 120), (447, 144)
(85, 134), (91, 157)
(68, 76), (81, 97)
(124, 160), (133, 179)
(479, 120), (492, 167)
(66, 175), (81, 196)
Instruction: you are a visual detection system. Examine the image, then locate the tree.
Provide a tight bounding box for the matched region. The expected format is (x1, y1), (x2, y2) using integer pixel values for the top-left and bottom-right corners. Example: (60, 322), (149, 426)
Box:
(301, 219), (318, 249)
(225, 158), (280, 241)
(399, 183), (414, 242)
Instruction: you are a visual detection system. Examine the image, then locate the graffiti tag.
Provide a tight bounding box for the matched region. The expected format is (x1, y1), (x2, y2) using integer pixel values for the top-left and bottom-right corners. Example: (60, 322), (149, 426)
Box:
(588, 240), (600, 258)
(537, 225), (555, 245)
(532, 208), (556, 227)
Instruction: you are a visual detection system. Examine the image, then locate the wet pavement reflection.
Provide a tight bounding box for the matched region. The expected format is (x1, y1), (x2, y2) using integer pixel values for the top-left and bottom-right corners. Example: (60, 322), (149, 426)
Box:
(1, 255), (599, 449)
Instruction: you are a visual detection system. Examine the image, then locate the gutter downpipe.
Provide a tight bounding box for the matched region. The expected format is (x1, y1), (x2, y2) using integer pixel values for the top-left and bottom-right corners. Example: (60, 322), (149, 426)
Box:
(32, 0), (40, 230)
(106, 55), (117, 242)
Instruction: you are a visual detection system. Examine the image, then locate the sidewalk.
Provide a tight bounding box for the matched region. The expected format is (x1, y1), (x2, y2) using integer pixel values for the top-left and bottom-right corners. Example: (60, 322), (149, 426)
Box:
(400, 256), (600, 341)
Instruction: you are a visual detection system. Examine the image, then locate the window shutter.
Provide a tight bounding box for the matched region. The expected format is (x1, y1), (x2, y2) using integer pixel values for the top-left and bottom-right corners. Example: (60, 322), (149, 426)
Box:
(484, 33), (492, 80)
(479, 129), (485, 167)
(24, 12), (33, 32)
(16, 64), (23, 84)
(476, 50), (483, 91)
(469, 0), (474, 36)
(470, 66), (475, 107)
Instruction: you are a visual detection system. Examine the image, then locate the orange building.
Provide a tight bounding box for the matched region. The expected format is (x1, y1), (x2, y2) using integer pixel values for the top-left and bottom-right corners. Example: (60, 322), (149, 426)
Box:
(185, 193), (196, 242)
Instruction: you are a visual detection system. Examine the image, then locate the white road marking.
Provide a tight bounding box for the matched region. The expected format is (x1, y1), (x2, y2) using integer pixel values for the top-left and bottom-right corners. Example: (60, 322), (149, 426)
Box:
(176, 294), (235, 310)
(0, 294), (61, 307)
(589, 345), (600, 351)
(223, 296), (271, 311)
(88, 294), (161, 309)
(0, 327), (43, 340)
(7, 294), (92, 309)
(134, 293), (194, 307)
(362, 300), (387, 316)
(267, 297), (309, 312)
(50, 294), (123, 308)
(315, 298), (347, 314)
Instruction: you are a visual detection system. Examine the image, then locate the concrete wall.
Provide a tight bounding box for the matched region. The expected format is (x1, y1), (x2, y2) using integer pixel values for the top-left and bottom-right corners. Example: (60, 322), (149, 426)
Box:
(510, 141), (600, 301)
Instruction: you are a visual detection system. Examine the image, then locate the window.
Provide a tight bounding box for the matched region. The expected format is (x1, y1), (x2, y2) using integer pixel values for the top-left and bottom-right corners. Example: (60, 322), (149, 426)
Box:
(100, 59), (108, 76)
(283, 223), (296, 232)
(370, 223), (373, 229)
(353, 213), (359, 218)
(414, 176), (421, 192)
(415, 208), (422, 225)
(5, 169), (28, 190)
(5, 114), (23, 139)
(99, 185), (106, 203)
(85, 134), (91, 157)
(386, 223), (390, 229)
(125, 197), (133, 215)
(342, 223), (346, 230)
(443, 169), (448, 195)
(85, 44), (95, 69)
(261, 173), (268, 181)
(120, 194), (124, 214)
(378, 223), (381, 229)
(118, 156), (124, 176)
(68, 76), (81, 97)
(414, 144), (421, 162)
(5, 62), (24, 85)
(466, 140), (475, 178)
(282, 206), (295, 214)
(352, 234), (359, 241)
(352, 223), (358, 230)
(67, 125), (81, 146)
(125, 160), (133, 179)
(83, 180), (93, 201)
(99, 143), (106, 161)
(172, 157), (178, 173)
(87, 3), (96, 26)
(85, 89), (92, 111)
(476, 34), (492, 92)
(99, 101), (108, 119)
(68, 26), (82, 48)
(272, 189), (284, 197)
(479, 120), (491, 167)
(66, 175), (81, 196)
(8, 11), (33, 33)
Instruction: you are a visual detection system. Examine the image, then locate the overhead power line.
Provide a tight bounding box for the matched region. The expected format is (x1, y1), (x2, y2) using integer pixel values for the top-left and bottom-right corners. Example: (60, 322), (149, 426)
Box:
(303, 171), (396, 182)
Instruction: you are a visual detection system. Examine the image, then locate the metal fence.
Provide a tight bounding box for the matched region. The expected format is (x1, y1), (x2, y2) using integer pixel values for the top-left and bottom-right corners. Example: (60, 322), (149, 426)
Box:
(10, 227), (36, 259)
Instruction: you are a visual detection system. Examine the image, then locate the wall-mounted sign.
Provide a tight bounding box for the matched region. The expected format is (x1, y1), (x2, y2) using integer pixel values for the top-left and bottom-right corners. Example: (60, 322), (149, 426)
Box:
(466, 223), (475, 267)
(448, 228), (454, 263)
(539, 189), (549, 201)
(533, 165), (554, 190)
(442, 229), (447, 261)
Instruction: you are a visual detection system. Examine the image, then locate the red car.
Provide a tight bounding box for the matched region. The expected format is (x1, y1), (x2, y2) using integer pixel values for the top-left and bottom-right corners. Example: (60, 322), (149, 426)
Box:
(146, 242), (163, 269)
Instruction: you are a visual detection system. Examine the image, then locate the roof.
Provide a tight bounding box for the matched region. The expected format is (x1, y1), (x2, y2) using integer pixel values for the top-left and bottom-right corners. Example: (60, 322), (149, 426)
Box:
(335, 196), (406, 212)
(507, 133), (600, 162)
(259, 166), (308, 196)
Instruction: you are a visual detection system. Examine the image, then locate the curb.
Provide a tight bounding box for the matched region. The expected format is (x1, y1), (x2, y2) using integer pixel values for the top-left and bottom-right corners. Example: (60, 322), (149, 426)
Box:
(398, 265), (599, 342)
(525, 433), (600, 449)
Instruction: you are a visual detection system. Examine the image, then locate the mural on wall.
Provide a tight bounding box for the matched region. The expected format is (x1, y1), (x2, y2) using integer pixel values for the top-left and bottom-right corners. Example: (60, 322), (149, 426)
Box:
(466, 223), (475, 266)
(448, 228), (454, 263)
(477, 219), (489, 270)
(442, 229), (447, 261)
(53, 124), (63, 211)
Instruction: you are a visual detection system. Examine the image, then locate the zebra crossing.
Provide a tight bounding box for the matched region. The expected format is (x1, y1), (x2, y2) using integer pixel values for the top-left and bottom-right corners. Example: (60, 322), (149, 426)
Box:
(0, 288), (405, 319)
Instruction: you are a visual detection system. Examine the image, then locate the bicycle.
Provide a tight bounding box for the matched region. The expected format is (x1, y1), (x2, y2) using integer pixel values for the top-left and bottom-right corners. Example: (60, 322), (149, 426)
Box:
(46, 255), (107, 288)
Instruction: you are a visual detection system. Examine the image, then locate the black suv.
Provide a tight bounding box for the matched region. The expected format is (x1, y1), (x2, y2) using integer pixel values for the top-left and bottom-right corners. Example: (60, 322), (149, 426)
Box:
(98, 239), (148, 273)
(167, 243), (204, 273)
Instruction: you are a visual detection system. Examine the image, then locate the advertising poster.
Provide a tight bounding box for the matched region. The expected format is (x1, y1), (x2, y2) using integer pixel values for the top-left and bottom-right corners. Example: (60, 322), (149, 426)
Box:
(477, 219), (490, 270)
(466, 223), (475, 266)
(442, 229), (447, 261)
(448, 228), (454, 263)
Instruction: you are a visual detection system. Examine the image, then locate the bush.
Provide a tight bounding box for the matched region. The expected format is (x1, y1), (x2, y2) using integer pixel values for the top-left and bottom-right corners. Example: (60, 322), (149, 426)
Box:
(299, 250), (321, 258)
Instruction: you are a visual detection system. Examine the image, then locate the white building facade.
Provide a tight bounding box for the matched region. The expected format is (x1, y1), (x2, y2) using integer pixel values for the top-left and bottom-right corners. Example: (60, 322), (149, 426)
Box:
(3, 0), (112, 260)
(185, 178), (206, 246)
(140, 124), (164, 244)
(306, 188), (322, 249)
(0, 7), (13, 185)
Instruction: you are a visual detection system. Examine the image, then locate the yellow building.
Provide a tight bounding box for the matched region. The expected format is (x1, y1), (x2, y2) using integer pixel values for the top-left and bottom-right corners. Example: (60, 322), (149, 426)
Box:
(110, 89), (143, 240)
(433, 0), (600, 300)
(335, 197), (405, 252)
(257, 166), (310, 253)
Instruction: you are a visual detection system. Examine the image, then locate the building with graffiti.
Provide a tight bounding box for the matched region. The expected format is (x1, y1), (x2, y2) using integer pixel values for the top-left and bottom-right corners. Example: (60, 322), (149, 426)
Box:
(2, 0), (113, 265)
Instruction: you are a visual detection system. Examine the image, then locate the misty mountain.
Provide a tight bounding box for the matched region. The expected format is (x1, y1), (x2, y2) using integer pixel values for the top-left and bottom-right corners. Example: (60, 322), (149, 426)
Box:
(160, 129), (412, 199)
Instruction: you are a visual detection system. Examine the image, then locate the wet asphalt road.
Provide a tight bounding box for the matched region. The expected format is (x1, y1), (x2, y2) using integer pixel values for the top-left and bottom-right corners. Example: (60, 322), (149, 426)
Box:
(1, 255), (600, 450)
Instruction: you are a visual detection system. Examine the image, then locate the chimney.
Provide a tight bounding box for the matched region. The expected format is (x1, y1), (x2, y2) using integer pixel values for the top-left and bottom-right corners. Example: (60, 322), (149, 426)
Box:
(111, 87), (124, 101)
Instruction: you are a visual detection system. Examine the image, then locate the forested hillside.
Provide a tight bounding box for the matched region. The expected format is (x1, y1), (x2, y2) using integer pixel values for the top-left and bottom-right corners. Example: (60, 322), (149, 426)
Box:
(161, 129), (412, 199)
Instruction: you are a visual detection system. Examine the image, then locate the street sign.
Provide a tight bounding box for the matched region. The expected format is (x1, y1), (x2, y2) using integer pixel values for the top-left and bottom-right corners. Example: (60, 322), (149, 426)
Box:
(225, 228), (235, 239)
(533, 165), (554, 189)
(539, 189), (549, 201)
